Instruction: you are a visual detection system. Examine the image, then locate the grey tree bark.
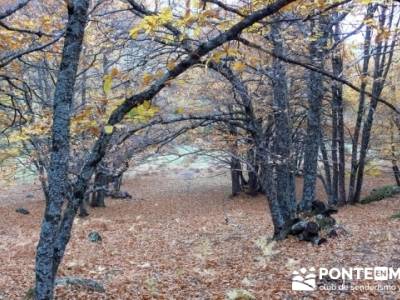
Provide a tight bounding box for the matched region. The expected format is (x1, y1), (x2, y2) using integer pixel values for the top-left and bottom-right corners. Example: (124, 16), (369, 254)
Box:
(348, 4), (375, 204)
(34, 1), (89, 299)
(320, 138), (333, 203)
(90, 168), (107, 207)
(352, 5), (398, 203)
(329, 16), (347, 206)
(270, 19), (296, 226)
(300, 16), (330, 211)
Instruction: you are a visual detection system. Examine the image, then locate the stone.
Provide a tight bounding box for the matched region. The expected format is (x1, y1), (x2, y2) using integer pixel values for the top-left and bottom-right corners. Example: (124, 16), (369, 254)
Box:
(290, 220), (307, 235)
(315, 214), (336, 229)
(305, 221), (319, 235)
(88, 231), (102, 243)
(16, 208), (30, 215)
(311, 200), (327, 215)
(55, 277), (105, 293)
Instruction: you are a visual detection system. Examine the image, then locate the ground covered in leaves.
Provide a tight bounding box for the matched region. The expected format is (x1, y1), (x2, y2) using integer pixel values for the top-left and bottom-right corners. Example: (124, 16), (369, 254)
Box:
(1, 171), (400, 299)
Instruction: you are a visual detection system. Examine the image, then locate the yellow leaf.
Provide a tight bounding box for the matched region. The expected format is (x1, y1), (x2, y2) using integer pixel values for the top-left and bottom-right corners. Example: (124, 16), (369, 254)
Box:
(110, 67), (119, 77)
(142, 73), (153, 86)
(129, 27), (141, 39)
(175, 107), (185, 114)
(159, 8), (173, 24)
(104, 125), (114, 134)
(201, 9), (219, 19)
(166, 61), (176, 71)
(130, 7), (173, 39)
(179, 14), (197, 27)
(193, 26), (201, 38)
(359, 0), (374, 4)
(142, 100), (151, 109)
(128, 100), (159, 123)
(0, 147), (20, 162)
(232, 61), (246, 72)
(103, 74), (112, 95)
(155, 69), (164, 78)
(8, 132), (29, 143)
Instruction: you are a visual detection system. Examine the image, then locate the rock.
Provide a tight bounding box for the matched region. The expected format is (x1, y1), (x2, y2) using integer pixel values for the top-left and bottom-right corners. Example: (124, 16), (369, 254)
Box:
(328, 229), (338, 238)
(327, 225), (350, 239)
(323, 206), (338, 216)
(294, 221), (320, 243)
(305, 221), (319, 235)
(361, 185), (400, 204)
(289, 214), (340, 245)
(16, 208), (30, 215)
(311, 200), (338, 217)
(290, 220), (307, 235)
(26, 194), (34, 199)
(315, 214), (336, 229)
(55, 277), (105, 293)
(109, 191), (132, 199)
(311, 236), (327, 245)
(331, 224), (349, 237)
(88, 231), (102, 243)
(311, 200), (327, 215)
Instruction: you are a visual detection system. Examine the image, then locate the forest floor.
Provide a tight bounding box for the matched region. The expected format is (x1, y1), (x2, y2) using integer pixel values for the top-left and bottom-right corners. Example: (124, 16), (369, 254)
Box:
(0, 170), (400, 299)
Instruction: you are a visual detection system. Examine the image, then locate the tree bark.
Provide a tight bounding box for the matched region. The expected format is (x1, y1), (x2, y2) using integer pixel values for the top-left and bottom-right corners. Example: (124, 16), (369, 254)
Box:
(300, 17), (329, 211)
(352, 5), (397, 203)
(270, 18), (296, 222)
(331, 19), (346, 205)
(230, 156), (242, 196)
(90, 170), (107, 207)
(34, 1), (89, 299)
(228, 121), (243, 196)
(348, 5), (375, 204)
(320, 138), (333, 203)
(390, 121), (400, 186)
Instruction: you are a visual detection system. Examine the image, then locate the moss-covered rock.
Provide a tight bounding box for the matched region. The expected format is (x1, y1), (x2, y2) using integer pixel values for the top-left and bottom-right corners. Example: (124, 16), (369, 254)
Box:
(361, 185), (400, 204)
(390, 211), (400, 220)
(315, 214), (336, 229)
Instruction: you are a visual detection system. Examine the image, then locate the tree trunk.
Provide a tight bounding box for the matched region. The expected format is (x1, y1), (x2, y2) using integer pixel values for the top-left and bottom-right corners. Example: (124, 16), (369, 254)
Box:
(78, 194), (89, 217)
(300, 17), (329, 211)
(390, 93), (400, 186)
(229, 124), (242, 197)
(34, 1), (89, 299)
(207, 61), (259, 196)
(113, 174), (123, 192)
(247, 149), (259, 196)
(259, 17), (296, 239)
(348, 5), (375, 203)
(331, 16), (346, 206)
(320, 139), (333, 203)
(228, 111), (243, 197)
(230, 156), (242, 196)
(352, 5), (396, 203)
(91, 170), (107, 207)
(270, 18), (296, 222)
(391, 130), (400, 186)
(331, 97), (339, 205)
